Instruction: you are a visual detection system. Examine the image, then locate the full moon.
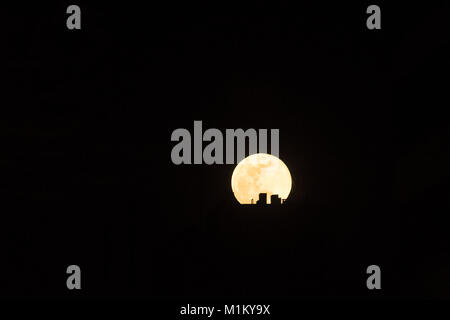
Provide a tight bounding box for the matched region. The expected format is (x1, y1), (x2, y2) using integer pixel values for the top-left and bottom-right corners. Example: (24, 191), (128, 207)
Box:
(231, 153), (292, 204)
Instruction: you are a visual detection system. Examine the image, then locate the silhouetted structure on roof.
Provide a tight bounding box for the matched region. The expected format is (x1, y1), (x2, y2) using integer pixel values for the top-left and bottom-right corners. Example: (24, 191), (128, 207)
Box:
(271, 194), (282, 205)
(256, 193), (267, 205)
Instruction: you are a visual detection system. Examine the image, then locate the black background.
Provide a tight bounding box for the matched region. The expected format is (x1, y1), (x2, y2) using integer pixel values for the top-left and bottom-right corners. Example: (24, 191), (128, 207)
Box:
(2, 1), (450, 300)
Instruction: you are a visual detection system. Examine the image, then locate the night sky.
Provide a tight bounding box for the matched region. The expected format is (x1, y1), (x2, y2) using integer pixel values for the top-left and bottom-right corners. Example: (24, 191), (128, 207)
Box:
(2, 1), (450, 300)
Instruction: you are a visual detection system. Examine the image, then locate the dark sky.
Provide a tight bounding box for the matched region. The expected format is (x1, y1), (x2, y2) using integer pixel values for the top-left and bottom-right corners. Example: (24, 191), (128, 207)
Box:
(2, 1), (450, 300)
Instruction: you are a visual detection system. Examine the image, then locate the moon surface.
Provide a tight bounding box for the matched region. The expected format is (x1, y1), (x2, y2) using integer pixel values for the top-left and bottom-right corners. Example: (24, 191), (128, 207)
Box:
(231, 153), (292, 204)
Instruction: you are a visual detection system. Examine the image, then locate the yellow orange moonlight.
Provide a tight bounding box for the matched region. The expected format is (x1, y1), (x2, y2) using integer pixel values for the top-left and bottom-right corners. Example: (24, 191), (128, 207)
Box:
(231, 153), (292, 204)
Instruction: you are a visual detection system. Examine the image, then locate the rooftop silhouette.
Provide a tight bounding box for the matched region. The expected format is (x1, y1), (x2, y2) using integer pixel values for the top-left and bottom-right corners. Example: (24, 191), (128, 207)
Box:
(252, 193), (285, 205)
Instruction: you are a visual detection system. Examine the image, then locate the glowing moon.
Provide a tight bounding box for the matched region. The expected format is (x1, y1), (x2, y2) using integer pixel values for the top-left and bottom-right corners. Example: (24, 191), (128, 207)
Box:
(231, 153), (292, 204)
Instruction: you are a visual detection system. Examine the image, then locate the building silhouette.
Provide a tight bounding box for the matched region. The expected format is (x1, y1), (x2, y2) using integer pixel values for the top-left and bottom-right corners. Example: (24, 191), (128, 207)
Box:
(253, 193), (284, 205)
